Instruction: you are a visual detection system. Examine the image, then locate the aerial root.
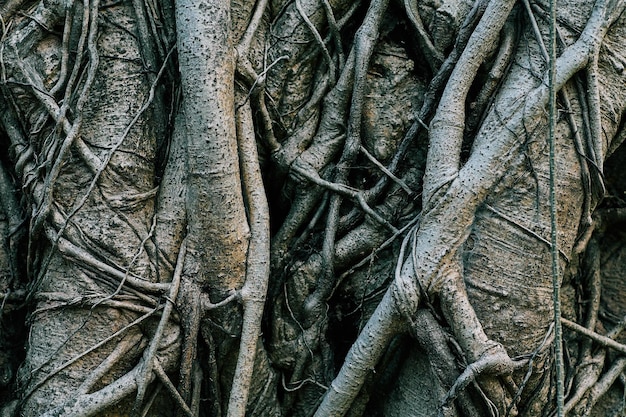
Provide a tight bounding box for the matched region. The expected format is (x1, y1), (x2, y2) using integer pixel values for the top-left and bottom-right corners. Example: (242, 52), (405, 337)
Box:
(78, 332), (145, 394)
(152, 359), (194, 417)
(562, 318), (626, 356)
(295, 0), (336, 82)
(291, 162), (398, 233)
(574, 357), (626, 416)
(440, 341), (527, 415)
(225, 90), (272, 417)
(132, 238), (186, 414)
(21, 307), (159, 405)
(359, 145), (416, 196)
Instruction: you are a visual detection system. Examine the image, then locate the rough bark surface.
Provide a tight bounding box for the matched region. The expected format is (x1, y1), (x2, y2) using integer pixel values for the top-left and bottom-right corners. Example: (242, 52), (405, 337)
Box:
(0, 1), (626, 417)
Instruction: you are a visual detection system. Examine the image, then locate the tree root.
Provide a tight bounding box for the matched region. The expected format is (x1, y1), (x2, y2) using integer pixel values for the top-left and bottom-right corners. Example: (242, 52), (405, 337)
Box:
(226, 92), (273, 417)
(132, 238), (185, 414)
(573, 356), (626, 416)
(312, 291), (404, 417)
(20, 307), (158, 405)
(411, 309), (484, 417)
(2, 1), (625, 416)
(37, 352), (179, 417)
(295, 0), (336, 83)
(152, 359), (194, 417)
(313, 3), (626, 415)
(466, 7), (519, 135)
(312, 0), (390, 322)
(291, 163), (398, 233)
(403, 0), (443, 72)
(562, 318), (626, 356)
(439, 341), (526, 416)
(423, 0), (517, 205)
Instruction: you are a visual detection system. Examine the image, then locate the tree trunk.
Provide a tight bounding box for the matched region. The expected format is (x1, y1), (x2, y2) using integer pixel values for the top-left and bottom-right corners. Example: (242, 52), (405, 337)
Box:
(1, 0), (626, 416)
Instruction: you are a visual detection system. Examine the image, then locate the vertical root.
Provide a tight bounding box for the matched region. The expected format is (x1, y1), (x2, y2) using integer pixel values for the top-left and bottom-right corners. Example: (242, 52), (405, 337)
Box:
(226, 94), (272, 417)
(423, 0), (517, 205)
(133, 238), (186, 414)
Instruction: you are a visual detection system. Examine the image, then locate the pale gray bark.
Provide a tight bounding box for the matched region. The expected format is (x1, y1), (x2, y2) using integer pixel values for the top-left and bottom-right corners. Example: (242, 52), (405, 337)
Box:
(1, 1), (626, 417)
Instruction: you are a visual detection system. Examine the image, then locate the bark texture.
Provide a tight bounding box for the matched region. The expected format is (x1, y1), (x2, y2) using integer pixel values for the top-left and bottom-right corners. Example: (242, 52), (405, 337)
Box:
(0, 0), (626, 417)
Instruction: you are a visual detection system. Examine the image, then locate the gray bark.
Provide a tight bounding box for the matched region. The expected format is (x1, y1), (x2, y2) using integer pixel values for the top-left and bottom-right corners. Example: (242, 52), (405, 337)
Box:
(0, 1), (626, 417)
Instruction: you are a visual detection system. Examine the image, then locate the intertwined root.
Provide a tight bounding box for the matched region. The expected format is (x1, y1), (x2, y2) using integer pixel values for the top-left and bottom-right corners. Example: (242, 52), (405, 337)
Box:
(2, 0), (626, 416)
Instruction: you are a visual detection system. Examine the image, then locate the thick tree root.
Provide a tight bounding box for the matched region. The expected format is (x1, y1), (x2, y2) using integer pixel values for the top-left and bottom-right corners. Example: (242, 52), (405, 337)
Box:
(313, 291), (404, 417)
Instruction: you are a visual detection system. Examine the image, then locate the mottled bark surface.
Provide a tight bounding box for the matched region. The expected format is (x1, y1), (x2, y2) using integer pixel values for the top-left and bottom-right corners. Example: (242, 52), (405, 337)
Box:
(0, 0), (626, 416)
